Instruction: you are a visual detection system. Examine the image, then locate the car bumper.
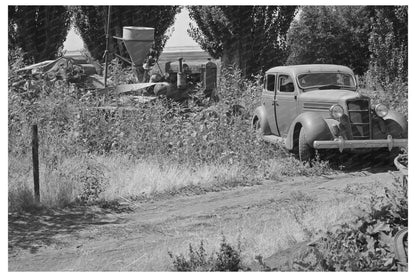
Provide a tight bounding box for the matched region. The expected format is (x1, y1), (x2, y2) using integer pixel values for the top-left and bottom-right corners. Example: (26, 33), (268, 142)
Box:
(313, 135), (408, 152)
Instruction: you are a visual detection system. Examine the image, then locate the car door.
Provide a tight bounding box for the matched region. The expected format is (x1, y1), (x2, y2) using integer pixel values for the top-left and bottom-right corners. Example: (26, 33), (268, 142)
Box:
(275, 74), (298, 136)
(263, 73), (280, 135)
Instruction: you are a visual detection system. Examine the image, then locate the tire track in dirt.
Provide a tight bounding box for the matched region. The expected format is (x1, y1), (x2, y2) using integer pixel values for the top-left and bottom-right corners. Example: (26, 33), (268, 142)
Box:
(9, 171), (399, 271)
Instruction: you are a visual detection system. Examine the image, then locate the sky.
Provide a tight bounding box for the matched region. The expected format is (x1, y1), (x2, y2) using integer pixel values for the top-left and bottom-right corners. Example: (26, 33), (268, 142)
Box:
(63, 8), (199, 51)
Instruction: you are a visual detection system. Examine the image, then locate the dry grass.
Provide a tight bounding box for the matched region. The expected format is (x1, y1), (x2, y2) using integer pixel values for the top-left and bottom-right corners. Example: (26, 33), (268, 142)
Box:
(8, 151), (336, 212)
(8, 153), (248, 211)
(98, 155), (243, 200)
(9, 154), (83, 210)
(128, 181), (387, 270)
(202, 195), (371, 264)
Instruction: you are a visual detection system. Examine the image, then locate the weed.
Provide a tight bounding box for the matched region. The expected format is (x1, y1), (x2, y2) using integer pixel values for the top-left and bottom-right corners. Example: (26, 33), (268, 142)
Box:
(291, 177), (407, 271)
(265, 155), (335, 178)
(71, 157), (109, 204)
(169, 237), (248, 271)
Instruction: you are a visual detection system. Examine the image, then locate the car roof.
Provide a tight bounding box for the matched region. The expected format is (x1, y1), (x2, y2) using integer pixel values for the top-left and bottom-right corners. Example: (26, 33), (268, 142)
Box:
(266, 64), (354, 75)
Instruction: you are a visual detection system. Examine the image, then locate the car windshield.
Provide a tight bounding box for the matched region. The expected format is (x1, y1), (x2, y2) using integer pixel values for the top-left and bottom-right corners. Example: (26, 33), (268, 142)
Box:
(297, 72), (356, 89)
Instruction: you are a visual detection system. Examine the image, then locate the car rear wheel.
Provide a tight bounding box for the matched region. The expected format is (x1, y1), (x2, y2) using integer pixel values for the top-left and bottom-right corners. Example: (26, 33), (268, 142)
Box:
(298, 127), (314, 162)
(253, 118), (262, 135)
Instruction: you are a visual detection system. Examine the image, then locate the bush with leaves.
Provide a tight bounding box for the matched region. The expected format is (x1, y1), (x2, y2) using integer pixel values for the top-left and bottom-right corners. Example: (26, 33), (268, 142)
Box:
(169, 237), (248, 271)
(361, 6), (408, 118)
(292, 177), (407, 271)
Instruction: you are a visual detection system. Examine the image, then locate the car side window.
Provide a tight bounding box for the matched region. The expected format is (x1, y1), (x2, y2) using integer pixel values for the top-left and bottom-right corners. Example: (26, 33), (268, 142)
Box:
(278, 75), (295, 92)
(266, 74), (276, 92)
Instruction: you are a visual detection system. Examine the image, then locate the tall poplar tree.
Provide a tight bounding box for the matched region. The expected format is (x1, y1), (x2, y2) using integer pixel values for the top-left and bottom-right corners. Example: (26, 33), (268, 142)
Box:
(285, 6), (371, 75)
(188, 6), (298, 76)
(8, 6), (72, 62)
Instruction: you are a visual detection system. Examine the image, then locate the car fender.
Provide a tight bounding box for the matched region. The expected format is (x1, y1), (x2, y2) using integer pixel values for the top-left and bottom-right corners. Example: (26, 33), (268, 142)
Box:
(383, 110), (408, 138)
(285, 112), (332, 150)
(252, 105), (271, 135)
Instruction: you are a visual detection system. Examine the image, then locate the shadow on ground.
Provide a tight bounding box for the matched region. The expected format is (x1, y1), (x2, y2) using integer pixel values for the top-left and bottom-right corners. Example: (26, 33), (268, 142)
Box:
(8, 204), (132, 255)
(323, 149), (399, 173)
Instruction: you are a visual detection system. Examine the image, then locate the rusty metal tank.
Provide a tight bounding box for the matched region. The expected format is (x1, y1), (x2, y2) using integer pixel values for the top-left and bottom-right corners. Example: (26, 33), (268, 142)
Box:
(118, 27), (154, 66)
(202, 59), (217, 92)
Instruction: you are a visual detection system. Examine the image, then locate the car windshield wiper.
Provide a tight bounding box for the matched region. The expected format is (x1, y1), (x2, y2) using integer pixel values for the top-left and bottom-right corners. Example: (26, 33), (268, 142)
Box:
(318, 84), (342, 90)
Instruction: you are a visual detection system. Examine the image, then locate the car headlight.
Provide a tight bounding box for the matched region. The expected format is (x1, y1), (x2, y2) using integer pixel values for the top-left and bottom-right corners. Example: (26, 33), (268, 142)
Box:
(374, 104), (389, 118)
(330, 104), (344, 119)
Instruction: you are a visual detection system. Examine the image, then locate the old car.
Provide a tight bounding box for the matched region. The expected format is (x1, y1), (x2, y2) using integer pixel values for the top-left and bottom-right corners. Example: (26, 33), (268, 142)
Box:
(252, 64), (408, 161)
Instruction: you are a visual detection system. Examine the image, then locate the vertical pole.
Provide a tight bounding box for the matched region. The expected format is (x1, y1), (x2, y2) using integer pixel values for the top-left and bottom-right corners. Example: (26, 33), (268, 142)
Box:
(104, 5), (112, 87)
(32, 124), (40, 202)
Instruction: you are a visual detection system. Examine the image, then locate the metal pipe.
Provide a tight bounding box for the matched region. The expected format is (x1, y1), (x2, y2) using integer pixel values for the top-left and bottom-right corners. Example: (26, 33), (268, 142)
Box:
(114, 53), (133, 65)
(104, 6), (111, 87)
(178, 58), (183, 73)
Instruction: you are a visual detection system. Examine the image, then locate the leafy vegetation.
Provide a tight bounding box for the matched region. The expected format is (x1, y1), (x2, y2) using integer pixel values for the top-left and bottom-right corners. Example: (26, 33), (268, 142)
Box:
(8, 6), (71, 62)
(188, 6), (298, 76)
(169, 237), (248, 271)
(286, 6), (371, 75)
(8, 6), (180, 63)
(291, 176), (407, 271)
(363, 6), (408, 117)
(72, 6), (181, 61)
(8, 52), (334, 211)
(8, 5), (407, 271)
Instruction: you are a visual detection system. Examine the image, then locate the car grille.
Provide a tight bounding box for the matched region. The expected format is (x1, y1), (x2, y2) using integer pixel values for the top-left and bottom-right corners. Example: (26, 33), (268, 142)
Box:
(347, 99), (371, 139)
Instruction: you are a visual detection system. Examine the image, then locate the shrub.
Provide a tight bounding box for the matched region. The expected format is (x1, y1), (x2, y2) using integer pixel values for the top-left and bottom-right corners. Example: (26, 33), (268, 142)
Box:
(69, 156), (109, 204)
(362, 7), (408, 118)
(169, 237), (247, 271)
(293, 177), (407, 271)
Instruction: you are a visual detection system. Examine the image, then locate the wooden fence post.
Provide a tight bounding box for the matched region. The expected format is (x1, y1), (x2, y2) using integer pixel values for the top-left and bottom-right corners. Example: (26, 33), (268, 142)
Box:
(32, 124), (40, 202)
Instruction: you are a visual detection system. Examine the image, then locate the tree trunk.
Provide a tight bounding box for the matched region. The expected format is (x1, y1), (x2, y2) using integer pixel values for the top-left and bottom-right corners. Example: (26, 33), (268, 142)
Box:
(222, 39), (248, 76)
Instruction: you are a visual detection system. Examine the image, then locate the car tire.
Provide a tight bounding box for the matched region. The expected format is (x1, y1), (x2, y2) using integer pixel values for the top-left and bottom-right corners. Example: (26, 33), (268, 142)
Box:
(298, 127), (314, 162)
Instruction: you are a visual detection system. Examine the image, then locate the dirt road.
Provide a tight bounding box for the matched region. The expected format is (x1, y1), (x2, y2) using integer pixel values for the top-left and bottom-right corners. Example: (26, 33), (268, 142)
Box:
(8, 169), (400, 271)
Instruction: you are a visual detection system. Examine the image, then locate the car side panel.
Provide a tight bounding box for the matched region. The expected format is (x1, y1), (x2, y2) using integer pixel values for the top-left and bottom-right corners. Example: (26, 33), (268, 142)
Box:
(262, 89), (279, 135)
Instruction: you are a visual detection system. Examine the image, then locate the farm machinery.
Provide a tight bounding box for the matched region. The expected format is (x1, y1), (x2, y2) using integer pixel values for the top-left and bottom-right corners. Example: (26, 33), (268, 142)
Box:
(13, 26), (217, 106)
(113, 26), (217, 103)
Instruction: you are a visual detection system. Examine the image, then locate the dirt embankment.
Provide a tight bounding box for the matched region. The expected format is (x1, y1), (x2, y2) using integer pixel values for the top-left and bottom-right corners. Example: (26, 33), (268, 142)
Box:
(9, 169), (400, 271)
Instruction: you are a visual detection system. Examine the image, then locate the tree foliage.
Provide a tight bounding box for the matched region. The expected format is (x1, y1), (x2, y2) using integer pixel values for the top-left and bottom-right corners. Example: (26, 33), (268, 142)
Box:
(73, 6), (181, 62)
(367, 6), (407, 86)
(285, 6), (372, 75)
(188, 6), (298, 76)
(8, 6), (72, 63)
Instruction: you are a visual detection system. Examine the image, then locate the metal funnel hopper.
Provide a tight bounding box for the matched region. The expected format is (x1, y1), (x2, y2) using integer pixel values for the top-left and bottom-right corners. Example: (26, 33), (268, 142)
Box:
(118, 27), (154, 65)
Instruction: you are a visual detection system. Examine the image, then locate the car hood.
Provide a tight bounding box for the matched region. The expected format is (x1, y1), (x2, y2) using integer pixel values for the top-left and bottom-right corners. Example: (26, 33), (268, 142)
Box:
(299, 89), (363, 103)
